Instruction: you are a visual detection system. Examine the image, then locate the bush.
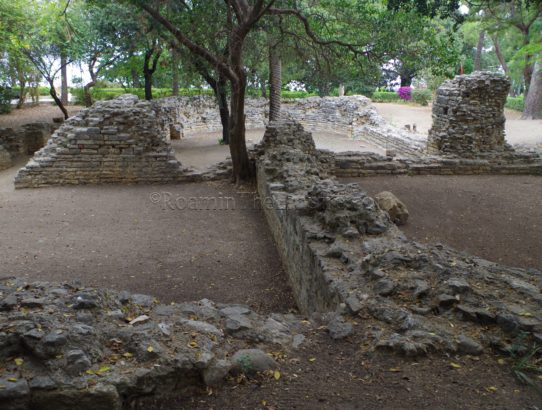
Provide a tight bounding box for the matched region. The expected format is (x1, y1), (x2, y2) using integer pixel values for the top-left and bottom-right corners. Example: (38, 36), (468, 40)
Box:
(505, 96), (524, 112)
(411, 89), (432, 106)
(0, 86), (13, 114)
(397, 86), (412, 101)
(371, 91), (400, 103)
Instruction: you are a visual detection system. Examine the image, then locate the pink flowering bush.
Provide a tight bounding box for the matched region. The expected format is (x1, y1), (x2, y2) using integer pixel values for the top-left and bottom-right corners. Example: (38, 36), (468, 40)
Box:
(397, 86), (412, 101)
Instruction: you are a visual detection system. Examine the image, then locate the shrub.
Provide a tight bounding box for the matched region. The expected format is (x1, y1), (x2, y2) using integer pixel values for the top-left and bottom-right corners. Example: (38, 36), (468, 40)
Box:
(371, 91), (400, 103)
(0, 86), (13, 114)
(505, 96), (524, 112)
(397, 86), (412, 101)
(411, 88), (432, 106)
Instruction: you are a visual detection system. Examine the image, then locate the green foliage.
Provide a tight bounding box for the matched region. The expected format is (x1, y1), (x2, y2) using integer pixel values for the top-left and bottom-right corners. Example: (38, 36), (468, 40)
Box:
(371, 91), (400, 103)
(411, 88), (432, 106)
(506, 96), (525, 112)
(0, 86), (13, 114)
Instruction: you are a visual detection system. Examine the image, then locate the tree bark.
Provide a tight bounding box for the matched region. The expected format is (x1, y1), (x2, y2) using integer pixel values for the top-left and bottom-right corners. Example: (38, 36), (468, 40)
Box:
(143, 47), (162, 101)
(522, 60), (542, 119)
(60, 52), (69, 105)
(15, 60), (26, 109)
(268, 45), (281, 121)
(49, 80), (68, 119)
(229, 74), (251, 182)
(171, 46), (180, 96)
(474, 30), (485, 71)
(522, 31), (533, 96)
(491, 34), (509, 76)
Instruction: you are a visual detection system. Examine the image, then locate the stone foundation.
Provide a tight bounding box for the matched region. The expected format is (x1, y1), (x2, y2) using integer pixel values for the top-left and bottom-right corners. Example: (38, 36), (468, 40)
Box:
(256, 120), (542, 356)
(428, 72), (511, 155)
(14, 95), (197, 188)
(0, 122), (56, 157)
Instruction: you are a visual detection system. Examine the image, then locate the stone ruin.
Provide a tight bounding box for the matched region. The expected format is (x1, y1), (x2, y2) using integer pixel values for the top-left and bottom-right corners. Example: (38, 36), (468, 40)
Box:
(14, 95), (197, 188)
(257, 119), (542, 354)
(427, 71), (511, 156)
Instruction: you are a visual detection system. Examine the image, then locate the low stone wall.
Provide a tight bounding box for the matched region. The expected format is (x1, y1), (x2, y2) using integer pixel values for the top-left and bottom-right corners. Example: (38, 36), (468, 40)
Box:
(329, 150), (542, 177)
(256, 120), (542, 356)
(14, 95), (198, 188)
(428, 72), (510, 155)
(0, 277), (307, 409)
(0, 145), (11, 170)
(0, 123), (56, 157)
(156, 95), (425, 155)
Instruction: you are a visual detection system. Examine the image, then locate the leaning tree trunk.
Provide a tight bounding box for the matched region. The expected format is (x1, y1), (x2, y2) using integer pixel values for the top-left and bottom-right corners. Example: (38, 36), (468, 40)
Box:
(216, 76), (230, 144)
(268, 46), (282, 121)
(60, 53), (69, 105)
(522, 60), (542, 119)
(491, 34), (509, 77)
(474, 30), (485, 71)
(83, 79), (96, 107)
(48, 80), (68, 119)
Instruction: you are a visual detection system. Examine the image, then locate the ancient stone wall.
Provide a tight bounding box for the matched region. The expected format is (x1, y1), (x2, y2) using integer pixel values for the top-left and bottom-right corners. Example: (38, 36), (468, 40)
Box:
(0, 122), (55, 157)
(428, 72), (511, 155)
(156, 95), (425, 155)
(257, 119), (542, 356)
(0, 145), (11, 170)
(14, 95), (196, 188)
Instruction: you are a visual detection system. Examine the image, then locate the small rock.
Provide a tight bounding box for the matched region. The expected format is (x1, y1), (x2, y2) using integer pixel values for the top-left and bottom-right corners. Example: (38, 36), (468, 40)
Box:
(232, 349), (278, 376)
(72, 293), (98, 309)
(0, 377), (30, 400)
(225, 314), (252, 333)
(0, 294), (17, 311)
(203, 359), (232, 386)
(374, 191), (409, 225)
(181, 319), (223, 336)
(66, 349), (92, 374)
(29, 375), (56, 390)
(129, 315), (150, 326)
(446, 278), (470, 293)
(437, 294), (457, 308)
(219, 306), (250, 316)
(327, 315), (353, 340)
(292, 334), (305, 349)
(345, 295), (362, 314)
(131, 294), (155, 307)
(374, 279), (395, 296)
(496, 312), (519, 333)
(413, 280), (430, 298)
(457, 335), (483, 355)
(20, 298), (46, 308)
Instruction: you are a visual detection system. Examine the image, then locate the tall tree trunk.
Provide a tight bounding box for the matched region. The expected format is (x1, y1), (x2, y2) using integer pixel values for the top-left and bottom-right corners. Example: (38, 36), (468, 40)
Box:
(171, 46), (180, 96)
(268, 46), (282, 121)
(474, 30), (485, 71)
(143, 48), (161, 101)
(131, 66), (140, 88)
(522, 60), (542, 119)
(216, 76), (230, 144)
(60, 53), (69, 105)
(491, 34), (509, 76)
(522, 32), (533, 96)
(260, 77), (267, 98)
(15, 60), (26, 109)
(229, 73), (251, 182)
(49, 80), (68, 119)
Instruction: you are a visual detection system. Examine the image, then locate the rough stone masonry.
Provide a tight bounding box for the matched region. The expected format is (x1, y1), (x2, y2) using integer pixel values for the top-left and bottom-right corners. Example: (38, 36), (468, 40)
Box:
(427, 71), (511, 156)
(14, 95), (196, 188)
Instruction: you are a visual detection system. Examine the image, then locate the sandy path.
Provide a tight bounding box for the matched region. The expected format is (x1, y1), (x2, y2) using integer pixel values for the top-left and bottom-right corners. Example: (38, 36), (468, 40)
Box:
(374, 102), (542, 147)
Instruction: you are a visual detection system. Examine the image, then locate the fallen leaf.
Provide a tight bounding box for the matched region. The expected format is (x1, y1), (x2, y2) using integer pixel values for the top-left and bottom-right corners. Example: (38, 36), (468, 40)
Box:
(450, 362), (461, 369)
(85, 370), (95, 375)
(273, 370), (281, 380)
(309, 358), (316, 363)
(122, 352), (133, 359)
(7, 377), (17, 382)
(486, 386), (497, 393)
(497, 358), (505, 365)
(389, 368), (401, 372)
(14, 358), (23, 366)
(96, 366), (111, 375)
(188, 341), (199, 349)
(147, 345), (154, 353)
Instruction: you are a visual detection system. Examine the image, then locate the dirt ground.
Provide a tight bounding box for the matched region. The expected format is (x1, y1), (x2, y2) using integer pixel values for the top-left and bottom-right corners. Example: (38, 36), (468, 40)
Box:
(140, 328), (542, 409)
(0, 104), (83, 128)
(0, 164), (295, 313)
(342, 174), (542, 272)
(374, 102), (542, 148)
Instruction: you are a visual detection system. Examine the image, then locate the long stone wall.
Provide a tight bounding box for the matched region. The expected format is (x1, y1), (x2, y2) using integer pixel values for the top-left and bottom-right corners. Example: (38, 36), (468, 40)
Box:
(257, 120), (542, 356)
(14, 95), (197, 188)
(156, 95), (426, 155)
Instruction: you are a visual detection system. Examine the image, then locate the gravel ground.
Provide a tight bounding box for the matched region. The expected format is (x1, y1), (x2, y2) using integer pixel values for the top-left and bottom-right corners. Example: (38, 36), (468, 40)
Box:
(342, 174), (542, 272)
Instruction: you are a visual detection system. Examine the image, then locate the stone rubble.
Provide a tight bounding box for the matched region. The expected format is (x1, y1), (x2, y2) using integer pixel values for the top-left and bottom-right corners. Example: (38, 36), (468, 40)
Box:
(256, 119), (542, 357)
(0, 277), (309, 409)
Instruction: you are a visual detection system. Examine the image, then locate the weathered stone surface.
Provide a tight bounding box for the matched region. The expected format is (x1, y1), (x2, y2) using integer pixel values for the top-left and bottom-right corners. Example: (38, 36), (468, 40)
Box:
(0, 278), (308, 409)
(231, 349), (278, 376)
(375, 191), (409, 225)
(0, 144), (11, 170)
(256, 119), (542, 357)
(428, 72), (510, 156)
